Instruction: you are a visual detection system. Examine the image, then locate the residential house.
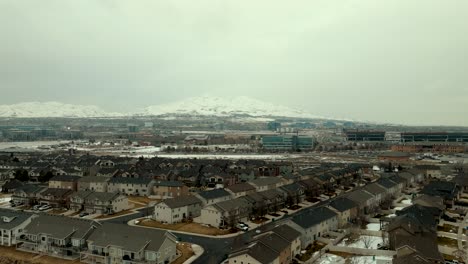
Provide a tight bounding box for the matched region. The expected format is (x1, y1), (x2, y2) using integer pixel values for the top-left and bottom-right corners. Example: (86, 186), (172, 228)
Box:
(287, 207), (338, 248)
(224, 240), (281, 264)
(421, 181), (459, 208)
(226, 182), (256, 198)
(413, 194), (445, 211)
(298, 178), (322, 199)
(250, 177), (284, 192)
(376, 177), (401, 199)
(18, 215), (99, 260)
(388, 206), (444, 264)
(48, 175), (81, 191)
(362, 182), (388, 205)
(38, 188), (74, 208)
(414, 165), (442, 179)
(280, 182), (306, 206)
(1, 179), (24, 193)
(327, 197), (358, 228)
(107, 177), (155, 196)
(0, 209), (34, 246)
(83, 192), (129, 215)
(194, 189), (232, 206)
(258, 189), (287, 213)
(11, 184), (46, 206)
(70, 190), (94, 212)
(271, 224), (302, 258)
(82, 223), (178, 264)
(154, 196), (202, 224)
(198, 197), (252, 228)
(345, 189), (375, 214)
(77, 176), (110, 192)
(152, 181), (189, 199)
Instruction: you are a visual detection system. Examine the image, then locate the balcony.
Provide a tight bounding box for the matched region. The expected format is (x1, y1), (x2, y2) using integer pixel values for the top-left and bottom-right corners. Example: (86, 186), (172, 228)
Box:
(80, 251), (108, 264)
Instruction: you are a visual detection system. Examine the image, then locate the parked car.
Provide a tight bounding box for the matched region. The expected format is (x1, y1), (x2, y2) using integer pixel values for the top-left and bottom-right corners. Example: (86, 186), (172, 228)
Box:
(79, 212), (89, 217)
(236, 223), (248, 231)
(33, 205), (41, 210)
(38, 205), (52, 211)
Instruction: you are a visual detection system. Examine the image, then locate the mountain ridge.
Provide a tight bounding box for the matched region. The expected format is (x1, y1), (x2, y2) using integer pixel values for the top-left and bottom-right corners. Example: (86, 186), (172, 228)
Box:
(0, 96), (339, 120)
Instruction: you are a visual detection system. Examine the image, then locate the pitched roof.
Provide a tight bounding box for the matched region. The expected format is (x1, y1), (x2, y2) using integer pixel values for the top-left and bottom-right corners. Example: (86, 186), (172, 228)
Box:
(250, 177), (282, 187)
(153, 181), (184, 187)
(87, 222), (175, 252)
(159, 195), (202, 209)
(109, 177), (154, 185)
(86, 192), (121, 202)
(241, 242), (279, 263)
(40, 188), (73, 197)
(421, 181), (458, 200)
(227, 183), (255, 193)
(291, 207), (337, 229)
(376, 177), (398, 189)
(49, 175), (81, 182)
(212, 197), (252, 213)
(70, 190), (94, 199)
(345, 190), (373, 205)
(271, 224), (301, 242)
(78, 176), (110, 183)
(258, 233), (290, 253)
(328, 197), (357, 212)
(0, 209), (33, 230)
(24, 215), (98, 239)
(363, 183), (387, 196)
(196, 189), (231, 200)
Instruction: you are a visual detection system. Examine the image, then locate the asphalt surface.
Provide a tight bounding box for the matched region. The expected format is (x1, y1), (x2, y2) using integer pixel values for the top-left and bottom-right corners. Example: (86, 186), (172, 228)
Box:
(103, 200), (329, 264)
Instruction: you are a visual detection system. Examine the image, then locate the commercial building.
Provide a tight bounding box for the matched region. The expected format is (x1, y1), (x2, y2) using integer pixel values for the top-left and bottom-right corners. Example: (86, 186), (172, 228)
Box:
(261, 135), (314, 151)
(344, 130), (386, 141)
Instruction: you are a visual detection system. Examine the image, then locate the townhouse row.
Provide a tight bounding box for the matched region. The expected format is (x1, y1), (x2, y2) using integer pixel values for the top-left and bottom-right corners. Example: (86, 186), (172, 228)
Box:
(0, 209), (178, 264)
(154, 170), (426, 244)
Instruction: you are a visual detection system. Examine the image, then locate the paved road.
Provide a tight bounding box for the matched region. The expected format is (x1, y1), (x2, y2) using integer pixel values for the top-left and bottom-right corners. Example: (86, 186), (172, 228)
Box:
(103, 200), (328, 264)
(103, 206), (291, 264)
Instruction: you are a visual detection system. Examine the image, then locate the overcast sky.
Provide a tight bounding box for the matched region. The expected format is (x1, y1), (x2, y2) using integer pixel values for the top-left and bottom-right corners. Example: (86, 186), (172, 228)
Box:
(1, 0), (467, 126)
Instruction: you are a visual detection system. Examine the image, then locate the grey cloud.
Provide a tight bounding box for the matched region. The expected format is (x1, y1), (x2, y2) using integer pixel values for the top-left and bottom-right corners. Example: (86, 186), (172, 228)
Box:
(0, 0), (467, 125)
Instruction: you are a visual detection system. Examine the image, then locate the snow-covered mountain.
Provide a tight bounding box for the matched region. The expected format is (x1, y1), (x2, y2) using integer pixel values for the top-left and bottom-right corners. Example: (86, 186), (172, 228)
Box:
(0, 96), (332, 119)
(136, 96), (322, 118)
(0, 102), (122, 118)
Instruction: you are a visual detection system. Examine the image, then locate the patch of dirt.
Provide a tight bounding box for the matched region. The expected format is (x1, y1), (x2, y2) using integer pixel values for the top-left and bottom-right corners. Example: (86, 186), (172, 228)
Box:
(0, 246), (80, 264)
(138, 219), (232, 236)
(171, 243), (195, 264)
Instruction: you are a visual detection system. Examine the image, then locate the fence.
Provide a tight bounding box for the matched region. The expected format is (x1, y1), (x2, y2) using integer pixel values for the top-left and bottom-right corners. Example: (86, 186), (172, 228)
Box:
(327, 245), (396, 257)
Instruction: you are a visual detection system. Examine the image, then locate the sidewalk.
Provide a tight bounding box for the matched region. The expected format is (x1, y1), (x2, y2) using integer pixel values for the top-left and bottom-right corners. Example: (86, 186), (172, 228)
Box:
(127, 219), (243, 238)
(183, 244), (204, 264)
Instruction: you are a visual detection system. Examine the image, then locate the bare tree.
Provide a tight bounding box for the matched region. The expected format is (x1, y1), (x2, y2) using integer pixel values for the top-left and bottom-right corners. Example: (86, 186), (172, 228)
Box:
(361, 236), (376, 249)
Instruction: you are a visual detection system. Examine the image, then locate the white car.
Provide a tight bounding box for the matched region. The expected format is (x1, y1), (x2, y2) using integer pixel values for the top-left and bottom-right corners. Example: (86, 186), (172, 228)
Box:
(237, 224), (249, 231)
(39, 205), (52, 211)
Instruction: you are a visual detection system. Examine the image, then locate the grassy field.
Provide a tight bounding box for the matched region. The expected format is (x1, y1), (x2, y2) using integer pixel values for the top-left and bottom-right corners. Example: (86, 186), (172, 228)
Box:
(138, 219), (233, 236)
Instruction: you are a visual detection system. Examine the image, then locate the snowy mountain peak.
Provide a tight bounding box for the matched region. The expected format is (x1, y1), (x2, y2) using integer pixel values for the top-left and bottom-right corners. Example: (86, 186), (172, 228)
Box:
(0, 102), (122, 118)
(137, 96), (321, 118)
(0, 97), (327, 119)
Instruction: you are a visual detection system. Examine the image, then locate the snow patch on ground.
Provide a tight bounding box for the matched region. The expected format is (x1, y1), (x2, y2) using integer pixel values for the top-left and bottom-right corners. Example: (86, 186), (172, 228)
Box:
(338, 235), (383, 249)
(317, 254), (392, 264)
(401, 199), (412, 205)
(366, 223), (381, 231)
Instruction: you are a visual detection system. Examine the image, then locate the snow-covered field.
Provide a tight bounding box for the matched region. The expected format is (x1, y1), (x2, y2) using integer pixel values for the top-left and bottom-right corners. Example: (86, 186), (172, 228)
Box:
(366, 223), (381, 231)
(317, 254), (392, 264)
(338, 235), (383, 249)
(0, 140), (74, 151)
